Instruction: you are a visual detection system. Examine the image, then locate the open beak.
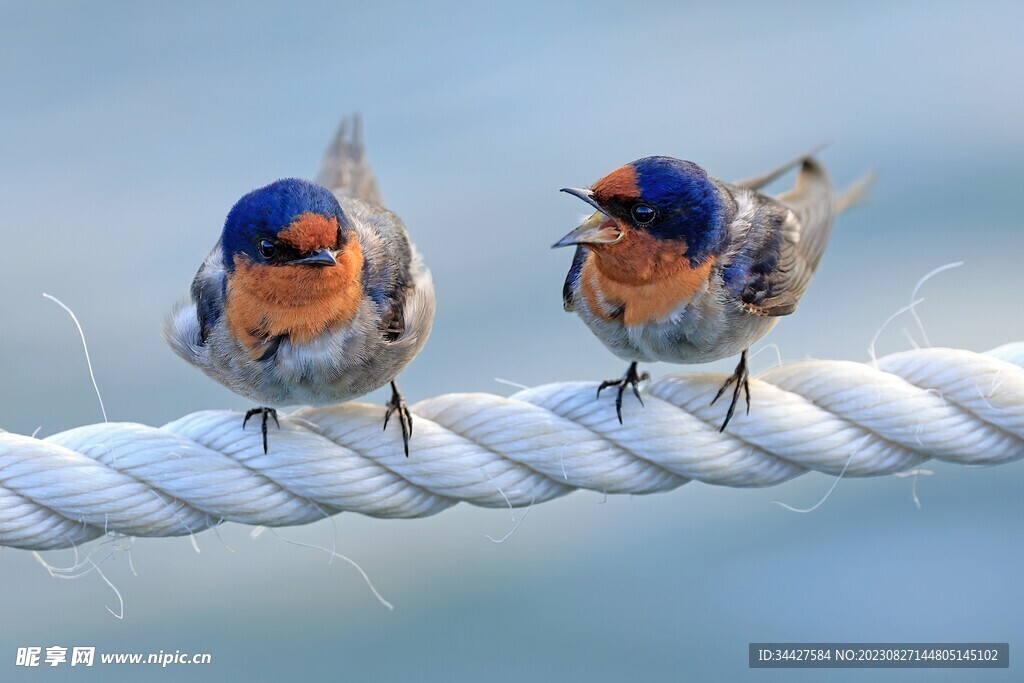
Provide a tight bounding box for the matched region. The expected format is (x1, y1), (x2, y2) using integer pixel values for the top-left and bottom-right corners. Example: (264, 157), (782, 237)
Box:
(552, 188), (623, 248)
(290, 248), (337, 267)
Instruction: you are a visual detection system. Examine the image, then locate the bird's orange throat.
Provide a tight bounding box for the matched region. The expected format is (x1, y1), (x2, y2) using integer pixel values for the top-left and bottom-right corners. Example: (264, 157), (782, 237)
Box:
(226, 240), (365, 355)
(581, 229), (715, 326)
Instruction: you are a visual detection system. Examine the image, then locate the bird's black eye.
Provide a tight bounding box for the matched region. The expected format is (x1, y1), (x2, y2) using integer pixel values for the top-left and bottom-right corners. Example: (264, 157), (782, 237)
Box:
(257, 239), (277, 260)
(631, 204), (656, 225)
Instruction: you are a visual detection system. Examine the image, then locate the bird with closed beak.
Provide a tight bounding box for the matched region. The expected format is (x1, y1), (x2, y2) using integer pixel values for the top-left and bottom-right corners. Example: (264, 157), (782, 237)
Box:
(165, 118), (434, 454)
(555, 152), (871, 430)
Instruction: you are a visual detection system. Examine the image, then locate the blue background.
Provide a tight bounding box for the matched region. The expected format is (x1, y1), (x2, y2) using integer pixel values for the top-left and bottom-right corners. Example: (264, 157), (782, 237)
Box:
(1, 1), (1022, 680)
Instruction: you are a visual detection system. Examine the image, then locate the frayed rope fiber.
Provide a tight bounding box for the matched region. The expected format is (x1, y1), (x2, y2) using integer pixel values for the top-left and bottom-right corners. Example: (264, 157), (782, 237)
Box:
(1, 345), (1022, 551)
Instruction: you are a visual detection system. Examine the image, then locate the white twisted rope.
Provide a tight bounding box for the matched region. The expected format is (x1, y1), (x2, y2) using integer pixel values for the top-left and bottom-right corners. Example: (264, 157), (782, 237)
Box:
(1, 344), (1022, 551)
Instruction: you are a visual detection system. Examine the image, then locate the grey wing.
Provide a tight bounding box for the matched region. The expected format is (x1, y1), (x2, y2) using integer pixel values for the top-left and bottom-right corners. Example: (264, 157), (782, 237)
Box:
(733, 143), (829, 190)
(190, 245), (227, 342)
(163, 244), (225, 366)
(724, 159), (836, 317)
(562, 246), (587, 311)
(341, 197), (415, 336)
(316, 114), (384, 206)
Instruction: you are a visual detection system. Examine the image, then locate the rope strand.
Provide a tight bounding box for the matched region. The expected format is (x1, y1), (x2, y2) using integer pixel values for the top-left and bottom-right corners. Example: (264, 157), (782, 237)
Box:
(1, 345), (1021, 551)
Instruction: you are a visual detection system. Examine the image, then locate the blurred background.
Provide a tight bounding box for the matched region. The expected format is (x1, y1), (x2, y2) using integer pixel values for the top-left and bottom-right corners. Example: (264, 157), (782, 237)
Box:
(1, 1), (1022, 680)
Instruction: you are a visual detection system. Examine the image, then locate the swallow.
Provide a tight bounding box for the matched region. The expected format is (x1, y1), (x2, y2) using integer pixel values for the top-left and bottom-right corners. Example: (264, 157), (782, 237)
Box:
(555, 152), (871, 431)
(165, 117), (434, 454)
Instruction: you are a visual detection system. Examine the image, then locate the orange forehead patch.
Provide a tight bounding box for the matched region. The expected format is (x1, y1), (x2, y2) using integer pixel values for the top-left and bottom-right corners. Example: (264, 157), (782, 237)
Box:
(279, 212), (339, 252)
(592, 165), (639, 201)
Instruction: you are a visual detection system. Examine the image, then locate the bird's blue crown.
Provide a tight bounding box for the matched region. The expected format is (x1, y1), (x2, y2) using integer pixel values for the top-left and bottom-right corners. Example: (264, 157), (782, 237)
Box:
(220, 178), (347, 271)
(630, 156), (726, 261)
(626, 157), (724, 255)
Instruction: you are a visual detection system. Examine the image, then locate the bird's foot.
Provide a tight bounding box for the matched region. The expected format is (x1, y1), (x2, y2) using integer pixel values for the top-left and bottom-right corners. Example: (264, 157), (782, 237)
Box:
(242, 407), (280, 453)
(597, 361), (650, 424)
(383, 381), (413, 457)
(710, 350), (751, 432)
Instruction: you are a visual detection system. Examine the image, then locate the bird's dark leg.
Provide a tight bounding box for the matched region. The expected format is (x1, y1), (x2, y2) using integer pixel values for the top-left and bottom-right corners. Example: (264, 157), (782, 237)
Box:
(597, 361), (650, 424)
(243, 407), (279, 454)
(383, 380), (413, 457)
(710, 349), (751, 432)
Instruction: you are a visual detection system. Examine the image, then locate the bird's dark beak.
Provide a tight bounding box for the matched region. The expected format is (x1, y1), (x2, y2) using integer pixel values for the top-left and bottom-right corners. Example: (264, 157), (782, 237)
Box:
(552, 187), (624, 248)
(559, 187), (606, 214)
(290, 248), (337, 267)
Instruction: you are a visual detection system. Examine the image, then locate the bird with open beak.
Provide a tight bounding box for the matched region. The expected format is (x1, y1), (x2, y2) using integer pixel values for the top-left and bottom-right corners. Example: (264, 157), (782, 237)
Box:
(555, 152), (871, 430)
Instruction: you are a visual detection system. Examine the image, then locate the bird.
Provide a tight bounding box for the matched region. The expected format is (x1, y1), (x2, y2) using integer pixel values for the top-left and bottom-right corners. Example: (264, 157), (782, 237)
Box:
(554, 151), (872, 431)
(165, 116), (435, 454)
